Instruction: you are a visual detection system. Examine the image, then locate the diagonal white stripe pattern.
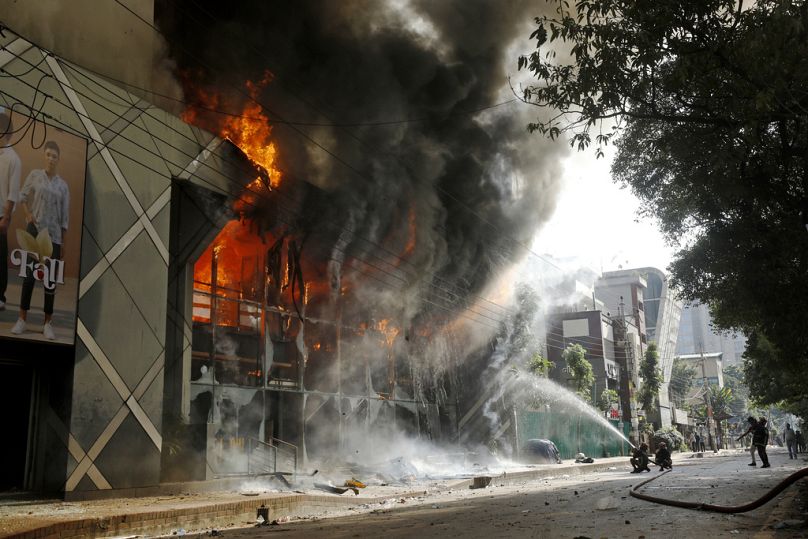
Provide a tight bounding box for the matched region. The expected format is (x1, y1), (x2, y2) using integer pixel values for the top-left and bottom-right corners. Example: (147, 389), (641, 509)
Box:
(44, 53), (169, 264)
(78, 186), (170, 298)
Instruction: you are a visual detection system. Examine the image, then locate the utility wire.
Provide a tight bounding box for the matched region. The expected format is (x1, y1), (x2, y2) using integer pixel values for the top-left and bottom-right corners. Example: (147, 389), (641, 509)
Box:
(52, 54), (520, 320)
(0, 36), (690, 357)
(0, 52), (514, 332)
(55, 60), (519, 321)
(112, 0), (572, 280)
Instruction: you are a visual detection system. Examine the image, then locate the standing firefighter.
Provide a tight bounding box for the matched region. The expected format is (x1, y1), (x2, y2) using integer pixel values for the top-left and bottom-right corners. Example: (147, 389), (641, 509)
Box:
(784, 423), (797, 459)
(753, 417), (770, 468)
(736, 416), (758, 466)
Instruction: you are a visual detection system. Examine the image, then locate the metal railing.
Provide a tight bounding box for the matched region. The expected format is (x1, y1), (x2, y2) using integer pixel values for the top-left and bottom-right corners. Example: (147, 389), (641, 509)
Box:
(247, 437), (298, 480)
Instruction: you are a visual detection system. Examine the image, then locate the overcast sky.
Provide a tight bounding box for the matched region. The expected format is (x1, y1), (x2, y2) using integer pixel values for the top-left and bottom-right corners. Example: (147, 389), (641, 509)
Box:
(531, 147), (676, 276)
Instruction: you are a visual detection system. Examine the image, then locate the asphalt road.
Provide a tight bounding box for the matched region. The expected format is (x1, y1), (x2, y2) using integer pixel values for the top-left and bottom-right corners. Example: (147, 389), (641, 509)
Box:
(191, 450), (807, 538)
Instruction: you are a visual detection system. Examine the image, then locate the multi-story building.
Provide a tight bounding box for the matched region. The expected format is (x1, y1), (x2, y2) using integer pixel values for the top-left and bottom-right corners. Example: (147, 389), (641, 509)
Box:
(596, 268), (682, 428)
(545, 310), (640, 438)
(676, 302), (747, 367)
(676, 352), (724, 389)
(0, 15), (483, 497)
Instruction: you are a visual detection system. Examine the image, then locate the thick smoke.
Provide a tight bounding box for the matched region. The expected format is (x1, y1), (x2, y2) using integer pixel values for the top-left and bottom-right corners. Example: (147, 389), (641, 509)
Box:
(157, 0), (566, 334)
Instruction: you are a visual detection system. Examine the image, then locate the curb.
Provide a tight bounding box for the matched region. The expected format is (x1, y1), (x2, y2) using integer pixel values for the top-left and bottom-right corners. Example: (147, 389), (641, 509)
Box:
(4, 459), (635, 538)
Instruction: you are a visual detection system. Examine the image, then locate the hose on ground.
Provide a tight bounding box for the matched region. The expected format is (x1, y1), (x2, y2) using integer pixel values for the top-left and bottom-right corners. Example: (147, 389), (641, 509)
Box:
(629, 466), (808, 513)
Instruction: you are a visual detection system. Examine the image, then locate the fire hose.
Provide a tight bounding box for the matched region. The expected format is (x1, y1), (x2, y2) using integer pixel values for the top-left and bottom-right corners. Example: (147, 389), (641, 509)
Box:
(630, 466), (808, 513)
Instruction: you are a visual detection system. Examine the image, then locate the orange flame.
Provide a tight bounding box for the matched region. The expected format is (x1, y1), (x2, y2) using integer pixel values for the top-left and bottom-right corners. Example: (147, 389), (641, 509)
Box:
(377, 319), (400, 348)
(182, 71), (282, 188)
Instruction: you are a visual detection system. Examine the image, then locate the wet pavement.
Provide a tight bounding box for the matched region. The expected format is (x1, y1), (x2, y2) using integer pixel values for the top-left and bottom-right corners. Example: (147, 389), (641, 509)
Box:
(1, 448), (805, 538)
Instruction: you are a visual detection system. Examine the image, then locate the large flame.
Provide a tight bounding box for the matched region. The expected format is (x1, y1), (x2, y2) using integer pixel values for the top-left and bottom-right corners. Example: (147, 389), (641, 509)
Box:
(193, 219), (266, 326)
(182, 71), (282, 188)
(185, 72), (287, 326)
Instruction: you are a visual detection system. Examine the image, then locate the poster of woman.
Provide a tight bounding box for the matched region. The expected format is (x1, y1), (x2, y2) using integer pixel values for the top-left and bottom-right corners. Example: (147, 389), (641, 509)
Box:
(0, 109), (87, 345)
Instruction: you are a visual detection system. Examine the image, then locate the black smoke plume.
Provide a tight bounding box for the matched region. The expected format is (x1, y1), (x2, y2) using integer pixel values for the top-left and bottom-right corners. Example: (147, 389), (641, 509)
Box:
(156, 0), (566, 334)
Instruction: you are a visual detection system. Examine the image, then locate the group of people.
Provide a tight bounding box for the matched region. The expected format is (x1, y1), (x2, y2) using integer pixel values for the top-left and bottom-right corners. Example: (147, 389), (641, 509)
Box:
(629, 442), (672, 473)
(688, 432), (705, 453)
(0, 111), (70, 341)
(629, 416), (802, 474)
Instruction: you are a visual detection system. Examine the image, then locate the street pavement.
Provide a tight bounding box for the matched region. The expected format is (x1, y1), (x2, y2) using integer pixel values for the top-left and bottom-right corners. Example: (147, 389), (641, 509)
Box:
(186, 448), (808, 538)
(1, 448), (806, 538)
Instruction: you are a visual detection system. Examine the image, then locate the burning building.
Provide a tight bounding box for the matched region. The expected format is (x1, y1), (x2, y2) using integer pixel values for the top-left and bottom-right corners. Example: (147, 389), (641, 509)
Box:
(0, 0), (568, 497)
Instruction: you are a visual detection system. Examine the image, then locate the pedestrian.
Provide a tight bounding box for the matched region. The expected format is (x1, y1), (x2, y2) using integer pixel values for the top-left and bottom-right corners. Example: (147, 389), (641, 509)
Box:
(784, 423), (797, 459)
(654, 442), (672, 471)
(630, 443), (651, 473)
(736, 416), (758, 466)
(689, 432), (696, 452)
(797, 430), (805, 453)
(694, 432), (702, 453)
(753, 417), (770, 468)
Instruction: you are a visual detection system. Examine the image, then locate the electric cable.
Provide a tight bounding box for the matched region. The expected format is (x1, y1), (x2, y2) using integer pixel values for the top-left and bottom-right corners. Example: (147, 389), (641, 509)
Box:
(0, 44), (518, 328)
(0, 86), (505, 335)
(54, 57), (521, 322)
(1, 36), (695, 366)
(113, 0), (576, 281)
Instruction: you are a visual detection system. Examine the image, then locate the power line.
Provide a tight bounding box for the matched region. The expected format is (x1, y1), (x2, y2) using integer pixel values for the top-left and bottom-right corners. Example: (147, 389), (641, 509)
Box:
(112, 0), (572, 280)
(54, 61), (523, 320)
(0, 44), (518, 332)
(0, 32), (693, 363)
(54, 60), (520, 322)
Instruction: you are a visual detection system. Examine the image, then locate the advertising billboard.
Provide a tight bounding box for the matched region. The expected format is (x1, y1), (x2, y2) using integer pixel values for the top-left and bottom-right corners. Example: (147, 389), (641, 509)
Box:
(0, 109), (87, 346)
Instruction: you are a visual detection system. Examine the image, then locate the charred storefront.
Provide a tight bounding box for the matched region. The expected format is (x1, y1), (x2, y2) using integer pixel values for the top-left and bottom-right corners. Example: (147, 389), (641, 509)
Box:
(1, 31), (511, 498)
(163, 170), (464, 481)
(0, 0), (572, 493)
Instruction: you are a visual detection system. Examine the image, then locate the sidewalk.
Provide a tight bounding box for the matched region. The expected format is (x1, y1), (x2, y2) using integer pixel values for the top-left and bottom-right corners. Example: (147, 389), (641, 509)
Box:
(0, 456), (633, 538)
(3, 448), (795, 538)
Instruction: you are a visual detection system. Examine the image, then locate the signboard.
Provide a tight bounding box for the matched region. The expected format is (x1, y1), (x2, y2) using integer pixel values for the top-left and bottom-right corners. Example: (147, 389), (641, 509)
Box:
(0, 110), (87, 345)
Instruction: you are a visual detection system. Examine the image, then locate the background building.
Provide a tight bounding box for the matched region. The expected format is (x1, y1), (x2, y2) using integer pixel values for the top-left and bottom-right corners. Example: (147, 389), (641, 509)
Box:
(545, 309), (640, 440)
(596, 268), (682, 428)
(676, 302), (747, 367)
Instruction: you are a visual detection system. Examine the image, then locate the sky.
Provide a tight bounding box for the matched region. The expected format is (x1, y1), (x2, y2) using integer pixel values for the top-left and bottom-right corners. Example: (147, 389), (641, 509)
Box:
(531, 146), (676, 276)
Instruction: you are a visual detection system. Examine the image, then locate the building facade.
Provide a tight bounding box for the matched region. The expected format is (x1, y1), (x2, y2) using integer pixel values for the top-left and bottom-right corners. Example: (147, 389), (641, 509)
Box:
(596, 268), (682, 428)
(545, 310), (640, 434)
(676, 301), (747, 367)
(0, 30), (472, 497)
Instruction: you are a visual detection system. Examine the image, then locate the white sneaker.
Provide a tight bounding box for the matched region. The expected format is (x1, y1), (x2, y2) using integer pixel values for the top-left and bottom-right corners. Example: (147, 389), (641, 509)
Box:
(10, 318), (26, 335)
(43, 322), (56, 340)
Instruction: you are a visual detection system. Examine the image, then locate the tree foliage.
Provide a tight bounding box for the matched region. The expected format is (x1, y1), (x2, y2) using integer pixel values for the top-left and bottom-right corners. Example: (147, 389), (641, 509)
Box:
(562, 343), (595, 402)
(520, 0), (808, 413)
(528, 352), (555, 377)
(653, 426), (685, 452)
(721, 364), (751, 417)
(638, 343), (662, 414)
(708, 385), (734, 418)
(598, 388), (619, 413)
(743, 333), (808, 419)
